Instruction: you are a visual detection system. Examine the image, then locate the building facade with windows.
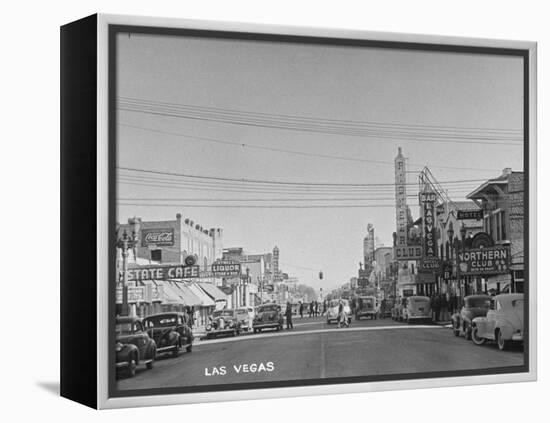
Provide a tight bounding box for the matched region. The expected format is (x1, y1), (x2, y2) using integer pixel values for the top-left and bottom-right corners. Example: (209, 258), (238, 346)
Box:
(118, 213), (223, 269)
(467, 169), (525, 293)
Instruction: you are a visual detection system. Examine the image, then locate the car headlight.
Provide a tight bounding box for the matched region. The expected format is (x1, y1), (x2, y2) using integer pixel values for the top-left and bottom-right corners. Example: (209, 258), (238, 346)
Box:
(206, 324), (212, 331)
(115, 342), (123, 352)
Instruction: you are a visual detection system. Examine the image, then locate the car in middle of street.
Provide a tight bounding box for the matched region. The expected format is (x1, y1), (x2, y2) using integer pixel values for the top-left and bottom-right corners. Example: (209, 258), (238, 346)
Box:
(355, 295), (379, 320)
(326, 299), (352, 325)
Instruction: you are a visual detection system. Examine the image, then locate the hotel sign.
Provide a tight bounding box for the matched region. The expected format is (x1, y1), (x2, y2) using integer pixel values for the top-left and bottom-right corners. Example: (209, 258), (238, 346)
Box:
(457, 246), (510, 275)
(457, 209), (483, 220)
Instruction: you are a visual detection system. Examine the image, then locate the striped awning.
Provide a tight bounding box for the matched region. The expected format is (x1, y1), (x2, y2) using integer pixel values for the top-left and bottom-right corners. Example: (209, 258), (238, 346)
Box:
(197, 282), (228, 302)
(163, 281), (203, 306)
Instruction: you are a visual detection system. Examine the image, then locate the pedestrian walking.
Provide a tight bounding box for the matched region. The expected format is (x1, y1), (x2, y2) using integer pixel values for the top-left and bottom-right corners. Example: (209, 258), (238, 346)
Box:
(247, 307), (254, 332)
(322, 299), (327, 316)
(433, 294), (441, 322)
(309, 301), (314, 318)
(314, 301), (319, 317)
(285, 302), (294, 330)
(299, 301), (304, 318)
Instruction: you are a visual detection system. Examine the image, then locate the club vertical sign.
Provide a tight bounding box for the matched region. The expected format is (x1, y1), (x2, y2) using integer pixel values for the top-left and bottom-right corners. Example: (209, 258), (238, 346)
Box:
(420, 188), (438, 269)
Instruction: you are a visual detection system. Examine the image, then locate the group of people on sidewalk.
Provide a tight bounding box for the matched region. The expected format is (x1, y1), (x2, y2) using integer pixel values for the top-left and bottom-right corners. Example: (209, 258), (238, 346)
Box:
(429, 293), (460, 322)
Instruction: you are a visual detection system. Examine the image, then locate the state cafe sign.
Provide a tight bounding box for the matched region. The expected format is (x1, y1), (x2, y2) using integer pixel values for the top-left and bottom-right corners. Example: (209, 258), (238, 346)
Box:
(126, 264), (200, 281)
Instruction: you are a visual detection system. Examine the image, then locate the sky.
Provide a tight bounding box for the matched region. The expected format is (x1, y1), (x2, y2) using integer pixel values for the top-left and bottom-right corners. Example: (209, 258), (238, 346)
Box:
(115, 32), (524, 292)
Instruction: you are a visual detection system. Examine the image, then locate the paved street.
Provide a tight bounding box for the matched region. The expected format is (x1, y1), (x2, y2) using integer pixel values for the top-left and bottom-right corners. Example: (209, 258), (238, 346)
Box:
(117, 316), (524, 390)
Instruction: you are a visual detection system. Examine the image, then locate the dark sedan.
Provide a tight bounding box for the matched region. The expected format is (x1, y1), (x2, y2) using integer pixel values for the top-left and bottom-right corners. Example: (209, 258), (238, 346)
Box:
(115, 316), (157, 378)
(451, 294), (491, 340)
(142, 312), (194, 357)
(253, 304), (284, 333)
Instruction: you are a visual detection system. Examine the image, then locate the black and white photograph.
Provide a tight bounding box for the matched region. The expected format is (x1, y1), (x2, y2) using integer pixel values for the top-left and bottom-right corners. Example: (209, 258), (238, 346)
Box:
(110, 24), (530, 396)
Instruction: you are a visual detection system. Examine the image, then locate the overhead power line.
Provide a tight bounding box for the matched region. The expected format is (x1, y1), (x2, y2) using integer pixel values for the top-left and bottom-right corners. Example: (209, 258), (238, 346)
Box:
(117, 97), (523, 146)
(118, 123), (504, 172)
(117, 202), (397, 209)
(117, 166), (489, 188)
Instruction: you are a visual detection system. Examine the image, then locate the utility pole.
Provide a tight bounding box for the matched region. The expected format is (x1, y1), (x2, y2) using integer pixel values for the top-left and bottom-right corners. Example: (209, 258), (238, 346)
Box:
(116, 229), (138, 316)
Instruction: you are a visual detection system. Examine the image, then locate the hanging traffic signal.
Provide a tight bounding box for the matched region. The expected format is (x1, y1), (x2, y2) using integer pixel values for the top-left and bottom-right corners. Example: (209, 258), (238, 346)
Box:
(319, 271), (323, 280)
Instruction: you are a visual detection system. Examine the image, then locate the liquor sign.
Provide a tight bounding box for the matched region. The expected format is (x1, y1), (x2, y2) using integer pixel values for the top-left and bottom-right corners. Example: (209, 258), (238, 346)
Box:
(457, 209), (483, 220)
(211, 261), (242, 277)
(141, 228), (174, 247)
(126, 264), (200, 281)
(457, 246), (510, 275)
(420, 190), (437, 261)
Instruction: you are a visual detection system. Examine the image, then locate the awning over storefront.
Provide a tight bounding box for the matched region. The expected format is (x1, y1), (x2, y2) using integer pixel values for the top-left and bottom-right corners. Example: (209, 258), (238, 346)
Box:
(188, 283), (215, 307)
(164, 281), (203, 306)
(161, 282), (187, 305)
(196, 282), (228, 302)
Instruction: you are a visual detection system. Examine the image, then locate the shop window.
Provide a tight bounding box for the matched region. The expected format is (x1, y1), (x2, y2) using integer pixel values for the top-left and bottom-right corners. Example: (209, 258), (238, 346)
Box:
(151, 249), (162, 262)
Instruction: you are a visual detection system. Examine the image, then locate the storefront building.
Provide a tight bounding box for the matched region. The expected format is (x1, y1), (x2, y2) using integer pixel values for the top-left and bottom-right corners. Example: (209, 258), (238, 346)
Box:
(467, 169), (524, 293)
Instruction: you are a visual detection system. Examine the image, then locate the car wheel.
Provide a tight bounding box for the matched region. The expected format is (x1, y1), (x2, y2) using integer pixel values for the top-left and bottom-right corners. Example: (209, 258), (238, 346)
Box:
(186, 344), (193, 353)
(127, 357), (137, 378)
(497, 330), (510, 351)
(471, 326), (486, 346)
(146, 359), (154, 370)
(172, 341), (181, 357)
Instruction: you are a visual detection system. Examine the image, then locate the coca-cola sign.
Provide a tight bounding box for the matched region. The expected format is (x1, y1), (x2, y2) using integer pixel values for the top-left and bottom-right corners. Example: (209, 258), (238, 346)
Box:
(141, 228), (175, 246)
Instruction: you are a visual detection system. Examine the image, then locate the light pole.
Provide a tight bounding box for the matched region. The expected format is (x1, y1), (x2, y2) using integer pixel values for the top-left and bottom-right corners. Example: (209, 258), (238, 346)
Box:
(116, 229), (138, 316)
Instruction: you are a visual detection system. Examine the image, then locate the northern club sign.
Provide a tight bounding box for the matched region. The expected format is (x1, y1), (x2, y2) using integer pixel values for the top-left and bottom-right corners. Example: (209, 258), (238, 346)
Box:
(457, 246), (510, 275)
(126, 264), (200, 281)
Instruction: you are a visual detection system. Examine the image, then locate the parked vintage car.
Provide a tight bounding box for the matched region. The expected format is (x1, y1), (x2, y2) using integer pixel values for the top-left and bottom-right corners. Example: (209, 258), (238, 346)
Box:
(115, 316), (157, 378)
(253, 303), (284, 333)
(451, 295), (491, 340)
(326, 299), (352, 325)
(355, 295), (379, 320)
(235, 307), (255, 331)
(471, 293), (524, 350)
(206, 309), (242, 338)
(142, 312), (194, 357)
(402, 296), (431, 323)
